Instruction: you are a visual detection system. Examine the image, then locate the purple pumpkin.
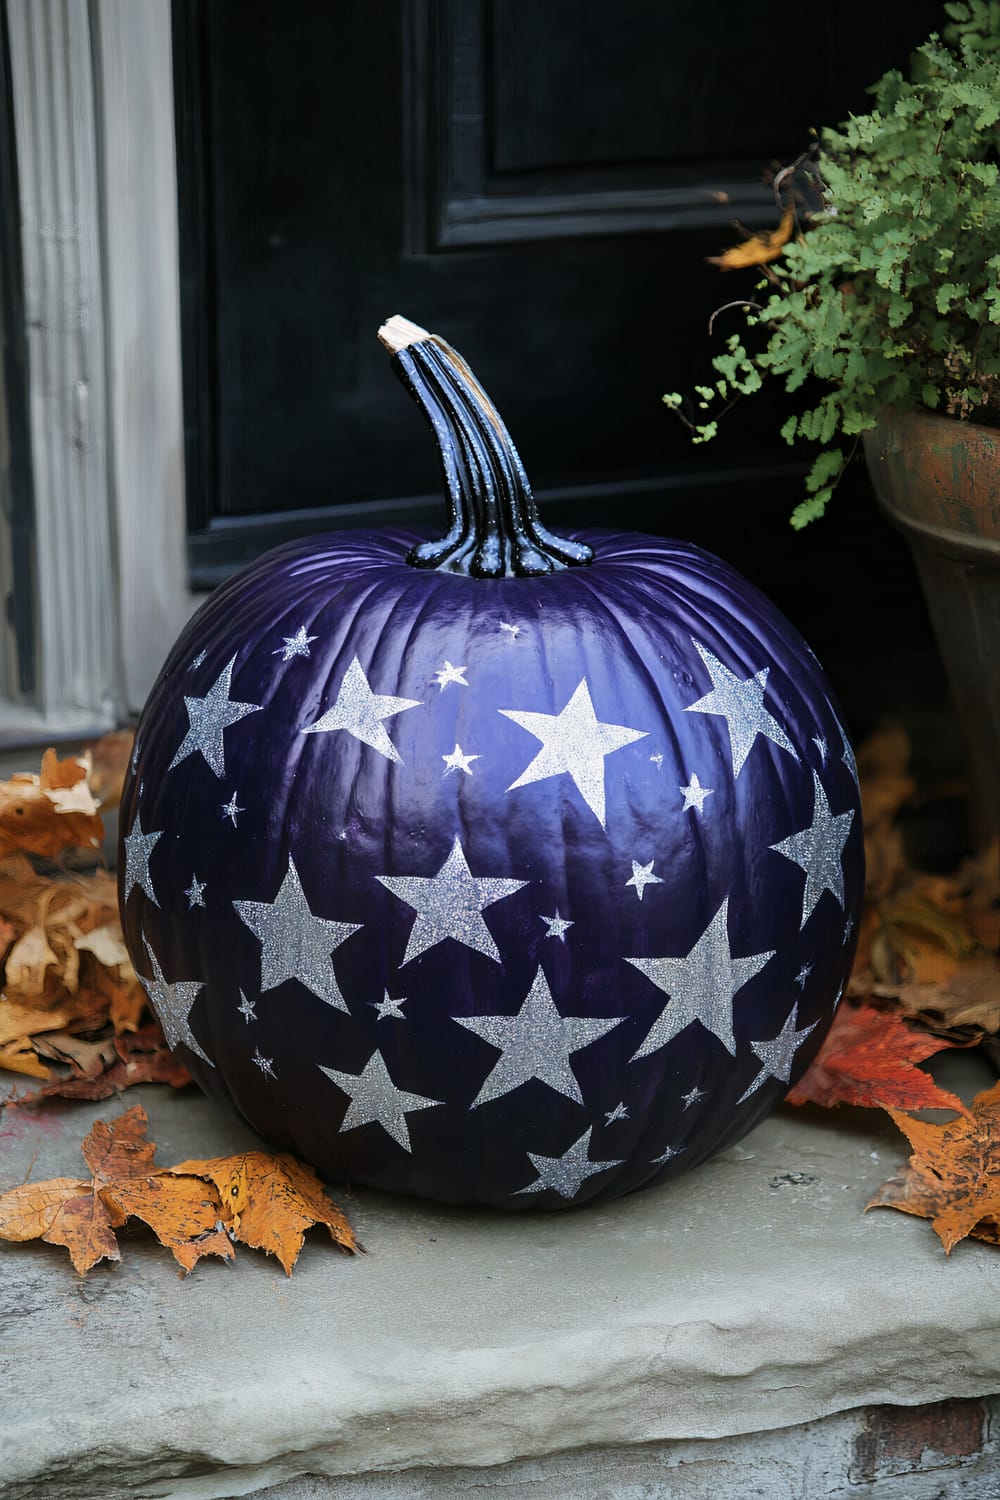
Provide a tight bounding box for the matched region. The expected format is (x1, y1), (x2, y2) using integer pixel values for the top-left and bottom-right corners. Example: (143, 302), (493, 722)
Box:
(119, 316), (863, 1210)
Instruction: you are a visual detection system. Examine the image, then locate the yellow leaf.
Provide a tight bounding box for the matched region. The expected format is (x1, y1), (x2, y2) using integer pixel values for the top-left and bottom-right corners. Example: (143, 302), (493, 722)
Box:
(707, 206), (795, 271)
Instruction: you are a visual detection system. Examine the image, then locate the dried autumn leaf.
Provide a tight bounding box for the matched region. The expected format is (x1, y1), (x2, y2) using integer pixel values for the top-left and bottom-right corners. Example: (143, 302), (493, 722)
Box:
(84, 728), (135, 811)
(168, 1150), (361, 1274)
(20, 1023), (192, 1103)
(0, 750), (103, 859)
(874, 956), (1000, 1040)
(0, 1105), (359, 1275)
(868, 1081), (1000, 1252)
(706, 206), (795, 270)
(785, 1002), (970, 1114)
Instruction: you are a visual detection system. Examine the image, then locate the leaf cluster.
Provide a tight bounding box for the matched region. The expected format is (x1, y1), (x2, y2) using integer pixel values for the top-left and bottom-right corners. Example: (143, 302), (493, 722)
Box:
(664, 1), (1000, 525)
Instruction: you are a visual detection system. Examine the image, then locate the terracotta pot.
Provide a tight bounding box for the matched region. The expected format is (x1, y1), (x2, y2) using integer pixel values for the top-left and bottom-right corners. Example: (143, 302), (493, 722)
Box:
(863, 408), (1000, 851)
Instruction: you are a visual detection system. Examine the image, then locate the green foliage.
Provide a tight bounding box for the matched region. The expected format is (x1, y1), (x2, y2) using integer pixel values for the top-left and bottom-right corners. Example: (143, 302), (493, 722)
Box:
(664, 0), (1000, 524)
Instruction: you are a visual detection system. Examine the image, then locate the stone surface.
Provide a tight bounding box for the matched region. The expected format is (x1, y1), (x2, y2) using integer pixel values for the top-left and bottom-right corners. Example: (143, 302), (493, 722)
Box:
(2, 1055), (1000, 1500)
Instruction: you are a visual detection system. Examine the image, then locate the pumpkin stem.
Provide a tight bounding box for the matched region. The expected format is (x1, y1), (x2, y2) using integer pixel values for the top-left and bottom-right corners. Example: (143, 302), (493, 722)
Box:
(378, 316), (593, 578)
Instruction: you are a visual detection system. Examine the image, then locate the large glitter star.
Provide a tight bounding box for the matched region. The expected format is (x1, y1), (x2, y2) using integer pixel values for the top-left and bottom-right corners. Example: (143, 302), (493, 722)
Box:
(234, 856), (361, 1011)
(737, 1003), (817, 1103)
(122, 810), (163, 907)
(627, 898), (775, 1060)
(168, 656), (261, 778)
(455, 967), (623, 1107)
(515, 1127), (624, 1199)
(500, 678), (648, 827)
(683, 640), (797, 777)
(138, 935), (212, 1065)
(377, 837), (527, 966)
(318, 1048), (442, 1152)
(301, 655), (421, 762)
(769, 771), (854, 928)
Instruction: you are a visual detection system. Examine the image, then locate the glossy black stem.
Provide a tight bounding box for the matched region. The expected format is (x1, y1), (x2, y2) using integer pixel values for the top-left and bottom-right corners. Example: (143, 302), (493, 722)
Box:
(392, 335), (594, 578)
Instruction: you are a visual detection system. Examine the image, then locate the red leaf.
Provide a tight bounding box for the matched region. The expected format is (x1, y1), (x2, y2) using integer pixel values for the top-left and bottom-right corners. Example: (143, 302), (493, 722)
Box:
(786, 1002), (970, 1114)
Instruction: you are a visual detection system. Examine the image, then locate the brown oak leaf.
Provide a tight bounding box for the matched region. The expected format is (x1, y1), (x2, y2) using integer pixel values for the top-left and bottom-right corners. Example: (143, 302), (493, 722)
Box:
(867, 1081), (1000, 1252)
(785, 1002), (970, 1114)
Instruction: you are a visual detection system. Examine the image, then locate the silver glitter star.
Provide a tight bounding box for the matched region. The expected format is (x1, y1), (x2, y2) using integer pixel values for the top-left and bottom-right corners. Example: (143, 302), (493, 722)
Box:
(681, 1085), (706, 1110)
(812, 734), (829, 765)
(541, 910), (574, 941)
(234, 856), (361, 1011)
(123, 811), (162, 907)
(770, 771), (854, 928)
(372, 990), (407, 1021)
(736, 1003), (817, 1103)
(138, 935), (212, 1065)
(220, 791), (244, 826)
(442, 743), (479, 776)
(302, 655), (421, 762)
(843, 915), (855, 944)
(318, 1048), (442, 1152)
(627, 898), (775, 1060)
(650, 751), (665, 770)
(185, 875), (206, 910)
(252, 1047), (276, 1079)
(605, 1102), (629, 1124)
(499, 621), (521, 640)
(501, 678), (648, 828)
(795, 963), (814, 989)
(190, 649), (207, 670)
(652, 1144), (684, 1164)
(273, 625), (317, 661)
(840, 722), (860, 790)
(168, 655), (261, 778)
(433, 660), (468, 689)
(455, 967), (623, 1107)
(377, 837), (527, 966)
(679, 773), (714, 814)
(626, 859), (663, 902)
(237, 991), (257, 1024)
(516, 1127), (624, 1199)
(684, 639), (798, 777)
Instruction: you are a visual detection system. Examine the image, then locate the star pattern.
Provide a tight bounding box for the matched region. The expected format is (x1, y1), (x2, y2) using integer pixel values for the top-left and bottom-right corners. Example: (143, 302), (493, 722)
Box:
(372, 991), (407, 1021)
(235, 856), (361, 1011)
(318, 1048), (442, 1151)
(516, 1127), (624, 1199)
(185, 875), (206, 910)
(168, 656), (261, 778)
(138, 936), (212, 1065)
(795, 963), (814, 989)
(605, 1102), (629, 1124)
(770, 771), (854, 928)
(442, 743), (479, 776)
(627, 899), (775, 1059)
(541, 910), (574, 940)
(499, 621), (521, 640)
(237, 991), (257, 1024)
(274, 625), (317, 661)
(252, 1047), (276, 1079)
(626, 859), (662, 902)
(501, 678), (648, 827)
(737, 1004), (817, 1103)
(653, 1144), (684, 1164)
(123, 812), (162, 907)
(681, 1085), (706, 1110)
(455, 967), (623, 1107)
(812, 734), (828, 765)
(684, 640), (797, 777)
(219, 791), (244, 826)
(434, 660), (468, 689)
(679, 773), (714, 814)
(377, 837), (527, 966)
(302, 655), (421, 762)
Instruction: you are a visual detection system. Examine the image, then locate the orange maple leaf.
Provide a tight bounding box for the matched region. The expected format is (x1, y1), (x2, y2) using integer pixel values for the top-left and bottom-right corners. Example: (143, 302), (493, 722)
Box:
(867, 1080), (1000, 1253)
(0, 1104), (360, 1275)
(706, 205), (795, 271)
(785, 1002), (971, 1114)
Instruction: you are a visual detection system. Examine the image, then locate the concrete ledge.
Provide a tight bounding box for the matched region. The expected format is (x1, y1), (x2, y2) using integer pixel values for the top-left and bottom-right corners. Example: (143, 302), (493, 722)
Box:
(2, 1056), (999, 1500)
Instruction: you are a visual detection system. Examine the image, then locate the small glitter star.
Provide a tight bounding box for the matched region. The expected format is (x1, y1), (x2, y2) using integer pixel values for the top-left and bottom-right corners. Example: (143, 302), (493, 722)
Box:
(736, 1003), (817, 1104)
(442, 743), (480, 776)
(516, 1127), (624, 1199)
(843, 915), (855, 944)
(679, 773), (714, 814)
(372, 991), (407, 1021)
(626, 859), (663, 902)
(319, 1048), (442, 1152)
(681, 1085), (706, 1110)
(605, 1102), (629, 1125)
(812, 734), (828, 764)
(650, 751), (664, 770)
(433, 660), (469, 689)
(237, 991), (257, 1024)
(122, 811), (163, 907)
(220, 791), (244, 826)
(795, 963), (814, 989)
(652, 1144), (684, 1165)
(190, 649), (207, 670)
(169, 656), (261, 778)
(251, 1047), (276, 1079)
(499, 621), (521, 639)
(184, 875), (206, 910)
(273, 625), (317, 661)
(541, 911), (573, 940)
(770, 771), (854, 928)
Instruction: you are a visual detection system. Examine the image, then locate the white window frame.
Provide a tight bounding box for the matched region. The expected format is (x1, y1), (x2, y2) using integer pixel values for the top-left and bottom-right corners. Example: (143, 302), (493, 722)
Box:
(4, 0), (192, 740)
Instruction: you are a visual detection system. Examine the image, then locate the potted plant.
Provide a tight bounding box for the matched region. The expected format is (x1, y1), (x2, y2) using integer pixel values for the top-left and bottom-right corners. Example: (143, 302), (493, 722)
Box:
(664, 0), (1000, 850)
